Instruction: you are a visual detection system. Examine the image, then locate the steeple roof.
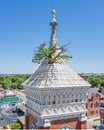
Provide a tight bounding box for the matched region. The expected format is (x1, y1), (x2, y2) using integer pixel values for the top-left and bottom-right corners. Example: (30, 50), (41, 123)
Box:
(23, 59), (91, 88)
(22, 10), (91, 89)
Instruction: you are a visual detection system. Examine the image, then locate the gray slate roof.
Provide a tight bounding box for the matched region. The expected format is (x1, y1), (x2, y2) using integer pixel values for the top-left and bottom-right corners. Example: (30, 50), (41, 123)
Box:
(23, 59), (91, 88)
(87, 88), (99, 99)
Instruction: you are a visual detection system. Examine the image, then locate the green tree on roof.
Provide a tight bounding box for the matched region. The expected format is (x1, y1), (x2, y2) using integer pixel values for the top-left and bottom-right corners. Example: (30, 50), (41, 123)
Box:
(32, 43), (72, 64)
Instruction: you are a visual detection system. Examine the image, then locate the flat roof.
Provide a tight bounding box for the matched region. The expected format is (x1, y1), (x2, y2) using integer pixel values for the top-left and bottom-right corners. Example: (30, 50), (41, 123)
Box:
(0, 97), (22, 103)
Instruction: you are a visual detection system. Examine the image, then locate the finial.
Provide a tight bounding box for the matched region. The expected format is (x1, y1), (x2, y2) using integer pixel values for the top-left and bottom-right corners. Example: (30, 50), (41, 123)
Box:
(50, 9), (57, 26)
(51, 9), (56, 15)
(50, 9), (58, 47)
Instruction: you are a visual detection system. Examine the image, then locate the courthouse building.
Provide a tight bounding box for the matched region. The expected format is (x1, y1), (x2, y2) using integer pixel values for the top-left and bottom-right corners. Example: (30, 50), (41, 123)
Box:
(23, 10), (91, 129)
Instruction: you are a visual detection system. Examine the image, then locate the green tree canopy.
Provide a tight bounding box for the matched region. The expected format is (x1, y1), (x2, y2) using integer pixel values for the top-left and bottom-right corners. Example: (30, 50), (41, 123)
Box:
(11, 122), (21, 130)
(0, 75), (30, 89)
(88, 75), (104, 88)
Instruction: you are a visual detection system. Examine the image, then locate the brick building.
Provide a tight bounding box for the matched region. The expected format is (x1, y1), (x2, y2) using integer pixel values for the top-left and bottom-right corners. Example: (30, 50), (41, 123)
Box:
(86, 87), (104, 117)
(23, 10), (91, 129)
(87, 88), (100, 117)
(100, 102), (104, 129)
(80, 75), (104, 117)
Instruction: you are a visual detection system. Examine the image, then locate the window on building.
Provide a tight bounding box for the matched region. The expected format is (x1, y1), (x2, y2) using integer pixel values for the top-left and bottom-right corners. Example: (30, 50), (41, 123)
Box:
(67, 100), (69, 103)
(75, 99), (78, 102)
(90, 103), (93, 108)
(60, 126), (73, 130)
(41, 102), (46, 105)
(47, 101), (51, 105)
(63, 95), (65, 98)
(54, 95), (55, 100)
(58, 95), (60, 98)
(80, 99), (82, 102)
(96, 102), (99, 107)
(52, 101), (55, 104)
(43, 96), (46, 100)
(90, 111), (94, 115)
(67, 94), (69, 98)
(57, 101), (60, 104)
(62, 100), (65, 103)
(30, 123), (36, 130)
(49, 95), (51, 99)
(84, 93), (86, 97)
(86, 104), (88, 108)
(71, 100), (73, 103)
(101, 118), (104, 124)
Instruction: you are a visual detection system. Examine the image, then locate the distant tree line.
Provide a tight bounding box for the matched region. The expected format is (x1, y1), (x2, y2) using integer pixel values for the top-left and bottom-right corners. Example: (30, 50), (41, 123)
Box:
(88, 74), (104, 88)
(0, 74), (31, 89)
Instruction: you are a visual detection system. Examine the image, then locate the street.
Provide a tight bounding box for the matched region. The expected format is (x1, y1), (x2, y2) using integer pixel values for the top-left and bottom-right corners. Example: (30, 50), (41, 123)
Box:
(0, 108), (18, 127)
(87, 116), (100, 129)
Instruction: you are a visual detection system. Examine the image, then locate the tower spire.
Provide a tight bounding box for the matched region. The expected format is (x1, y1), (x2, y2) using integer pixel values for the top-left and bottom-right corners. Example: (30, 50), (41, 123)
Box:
(50, 9), (58, 47)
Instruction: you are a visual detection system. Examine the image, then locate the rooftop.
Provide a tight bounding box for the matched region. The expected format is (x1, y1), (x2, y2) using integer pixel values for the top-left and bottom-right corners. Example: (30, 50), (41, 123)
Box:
(0, 97), (22, 104)
(23, 10), (91, 89)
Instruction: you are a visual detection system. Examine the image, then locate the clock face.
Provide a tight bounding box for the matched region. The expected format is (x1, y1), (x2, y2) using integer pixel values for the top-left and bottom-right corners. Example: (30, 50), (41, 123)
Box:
(60, 126), (73, 130)
(30, 123), (36, 130)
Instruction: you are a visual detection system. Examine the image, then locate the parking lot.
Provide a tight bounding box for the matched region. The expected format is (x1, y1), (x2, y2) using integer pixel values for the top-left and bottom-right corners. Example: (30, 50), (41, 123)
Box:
(0, 107), (22, 127)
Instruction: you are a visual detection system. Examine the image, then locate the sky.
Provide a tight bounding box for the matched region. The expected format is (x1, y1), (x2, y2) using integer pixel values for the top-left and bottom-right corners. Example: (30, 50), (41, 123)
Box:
(0, 0), (104, 74)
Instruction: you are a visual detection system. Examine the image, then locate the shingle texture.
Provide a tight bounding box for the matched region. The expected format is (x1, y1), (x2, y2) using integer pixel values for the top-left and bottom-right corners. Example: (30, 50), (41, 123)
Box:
(23, 59), (91, 88)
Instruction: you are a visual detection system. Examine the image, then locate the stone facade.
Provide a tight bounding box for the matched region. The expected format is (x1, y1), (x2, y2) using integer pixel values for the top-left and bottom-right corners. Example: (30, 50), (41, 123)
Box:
(23, 10), (91, 129)
(25, 87), (88, 129)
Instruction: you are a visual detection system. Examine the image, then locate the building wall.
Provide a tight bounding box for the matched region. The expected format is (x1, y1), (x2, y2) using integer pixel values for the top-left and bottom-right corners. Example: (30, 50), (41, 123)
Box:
(86, 87), (104, 117)
(86, 93), (100, 117)
(100, 108), (104, 127)
(25, 114), (87, 129)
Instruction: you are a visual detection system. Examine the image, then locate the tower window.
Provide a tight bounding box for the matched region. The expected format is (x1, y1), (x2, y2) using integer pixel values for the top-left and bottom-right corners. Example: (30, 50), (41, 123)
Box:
(62, 100), (65, 103)
(49, 95), (51, 99)
(47, 101), (51, 105)
(57, 101), (60, 104)
(91, 103), (93, 108)
(75, 99), (78, 102)
(80, 99), (82, 102)
(30, 123), (36, 130)
(54, 95), (55, 100)
(52, 101), (55, 104)
(63, 95), (65, 98)
(67, 100), (69, 103)
(58, 95), (60, 98)
(71, 100), (73, 103)
(60, 126), (73, 130)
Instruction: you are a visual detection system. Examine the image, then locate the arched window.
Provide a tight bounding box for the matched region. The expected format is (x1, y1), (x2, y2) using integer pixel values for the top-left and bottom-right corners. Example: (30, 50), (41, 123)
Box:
(60, 126), (73, 130)
(30, 123), (36, 130)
